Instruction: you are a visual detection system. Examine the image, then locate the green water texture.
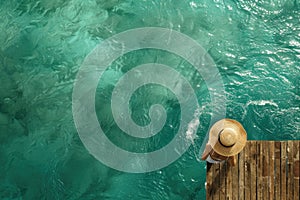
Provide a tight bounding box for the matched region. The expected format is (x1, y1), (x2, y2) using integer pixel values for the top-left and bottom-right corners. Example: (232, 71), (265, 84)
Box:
(0, 0), (299, 199)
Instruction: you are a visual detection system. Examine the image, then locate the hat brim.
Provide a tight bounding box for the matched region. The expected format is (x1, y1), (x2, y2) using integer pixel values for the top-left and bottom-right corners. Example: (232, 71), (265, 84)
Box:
(208, 119), (247, 156)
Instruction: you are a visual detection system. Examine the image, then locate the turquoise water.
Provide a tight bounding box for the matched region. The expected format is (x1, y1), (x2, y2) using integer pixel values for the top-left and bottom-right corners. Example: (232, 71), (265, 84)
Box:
(0, 0), (299, 199)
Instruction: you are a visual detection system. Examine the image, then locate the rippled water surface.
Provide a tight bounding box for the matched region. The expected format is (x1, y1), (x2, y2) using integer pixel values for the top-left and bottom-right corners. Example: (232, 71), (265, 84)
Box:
(0, 0), (299, 199)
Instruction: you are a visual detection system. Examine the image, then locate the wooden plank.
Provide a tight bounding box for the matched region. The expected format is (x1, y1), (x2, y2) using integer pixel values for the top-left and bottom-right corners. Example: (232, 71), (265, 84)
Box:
(287, 141), (294, 200)
(244, 142), (251, 200)
(263, 141), (270, 199)
(281, 142), (287, 200)
(257, 141), (263, 200)
(293, 141), (299, 200)
(269, 141), (275, 200)
(205, 141), (299, 200)
(250, 141), (257, 200)
(225, 161), (232, 200)
(238, 144), (245, 200)
(213, 163), (220, 200)
(231, 155), (239, 200)
(219, 161), (226, 200)
(206, 162), (213, 200)
(275, 141), (281, 200)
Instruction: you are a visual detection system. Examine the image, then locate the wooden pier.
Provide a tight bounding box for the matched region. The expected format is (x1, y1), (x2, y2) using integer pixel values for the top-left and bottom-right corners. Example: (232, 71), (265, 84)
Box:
(206, 141), (299, 200)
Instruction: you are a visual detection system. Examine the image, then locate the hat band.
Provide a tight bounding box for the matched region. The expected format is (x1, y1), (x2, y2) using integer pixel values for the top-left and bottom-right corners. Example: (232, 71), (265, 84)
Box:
(218, 129), (235, 148)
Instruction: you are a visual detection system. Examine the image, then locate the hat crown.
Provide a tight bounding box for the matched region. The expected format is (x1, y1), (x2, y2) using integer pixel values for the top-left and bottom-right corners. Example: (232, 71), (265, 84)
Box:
(219, 128), (238, 147)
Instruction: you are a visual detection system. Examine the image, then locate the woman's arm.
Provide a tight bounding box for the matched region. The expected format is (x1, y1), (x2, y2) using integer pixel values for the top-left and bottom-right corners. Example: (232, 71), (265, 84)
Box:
(201, 144), (212, 160)
(228, 155), (237, 166)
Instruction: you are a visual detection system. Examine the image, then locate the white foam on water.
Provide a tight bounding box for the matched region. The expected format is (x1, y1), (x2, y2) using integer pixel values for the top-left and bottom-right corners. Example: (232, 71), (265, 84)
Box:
(185, 107), (201, 144)
(246, 100), (279, 107)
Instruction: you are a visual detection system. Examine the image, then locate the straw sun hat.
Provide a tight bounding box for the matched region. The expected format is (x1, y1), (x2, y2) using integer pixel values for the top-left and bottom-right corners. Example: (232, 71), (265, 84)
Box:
(208, 119), (247, 157)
